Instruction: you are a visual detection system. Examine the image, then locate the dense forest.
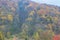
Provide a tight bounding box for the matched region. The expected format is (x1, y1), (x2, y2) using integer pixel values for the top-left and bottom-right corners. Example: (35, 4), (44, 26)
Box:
(0, 0), (60, 40)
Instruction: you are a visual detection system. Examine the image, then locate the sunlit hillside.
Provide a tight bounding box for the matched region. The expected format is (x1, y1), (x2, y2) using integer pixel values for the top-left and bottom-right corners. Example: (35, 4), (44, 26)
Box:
(0, 0), (60, 40)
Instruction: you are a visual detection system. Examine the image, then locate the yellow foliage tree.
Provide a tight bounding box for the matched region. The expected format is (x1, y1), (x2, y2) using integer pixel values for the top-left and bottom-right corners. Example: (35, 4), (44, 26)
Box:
(1, 16), (7, 19)
(26, 17), (32, 21)
(0, 31), (4, 40)
(33, 32), (40, 40)
(29, 11), (34, 16)
(7, 14), (13, 21)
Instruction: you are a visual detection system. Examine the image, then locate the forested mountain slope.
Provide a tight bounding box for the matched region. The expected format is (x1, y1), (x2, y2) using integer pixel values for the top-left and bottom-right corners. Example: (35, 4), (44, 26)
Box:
(0, 0), (60, 40)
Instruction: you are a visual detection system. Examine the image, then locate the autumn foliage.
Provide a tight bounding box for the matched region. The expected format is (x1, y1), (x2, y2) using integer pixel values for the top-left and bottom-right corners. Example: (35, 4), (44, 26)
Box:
(53, 35), (60, 40)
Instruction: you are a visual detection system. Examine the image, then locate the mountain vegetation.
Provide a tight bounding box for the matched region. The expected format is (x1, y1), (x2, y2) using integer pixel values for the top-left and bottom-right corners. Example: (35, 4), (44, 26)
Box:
(0, 0), (60, 40)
